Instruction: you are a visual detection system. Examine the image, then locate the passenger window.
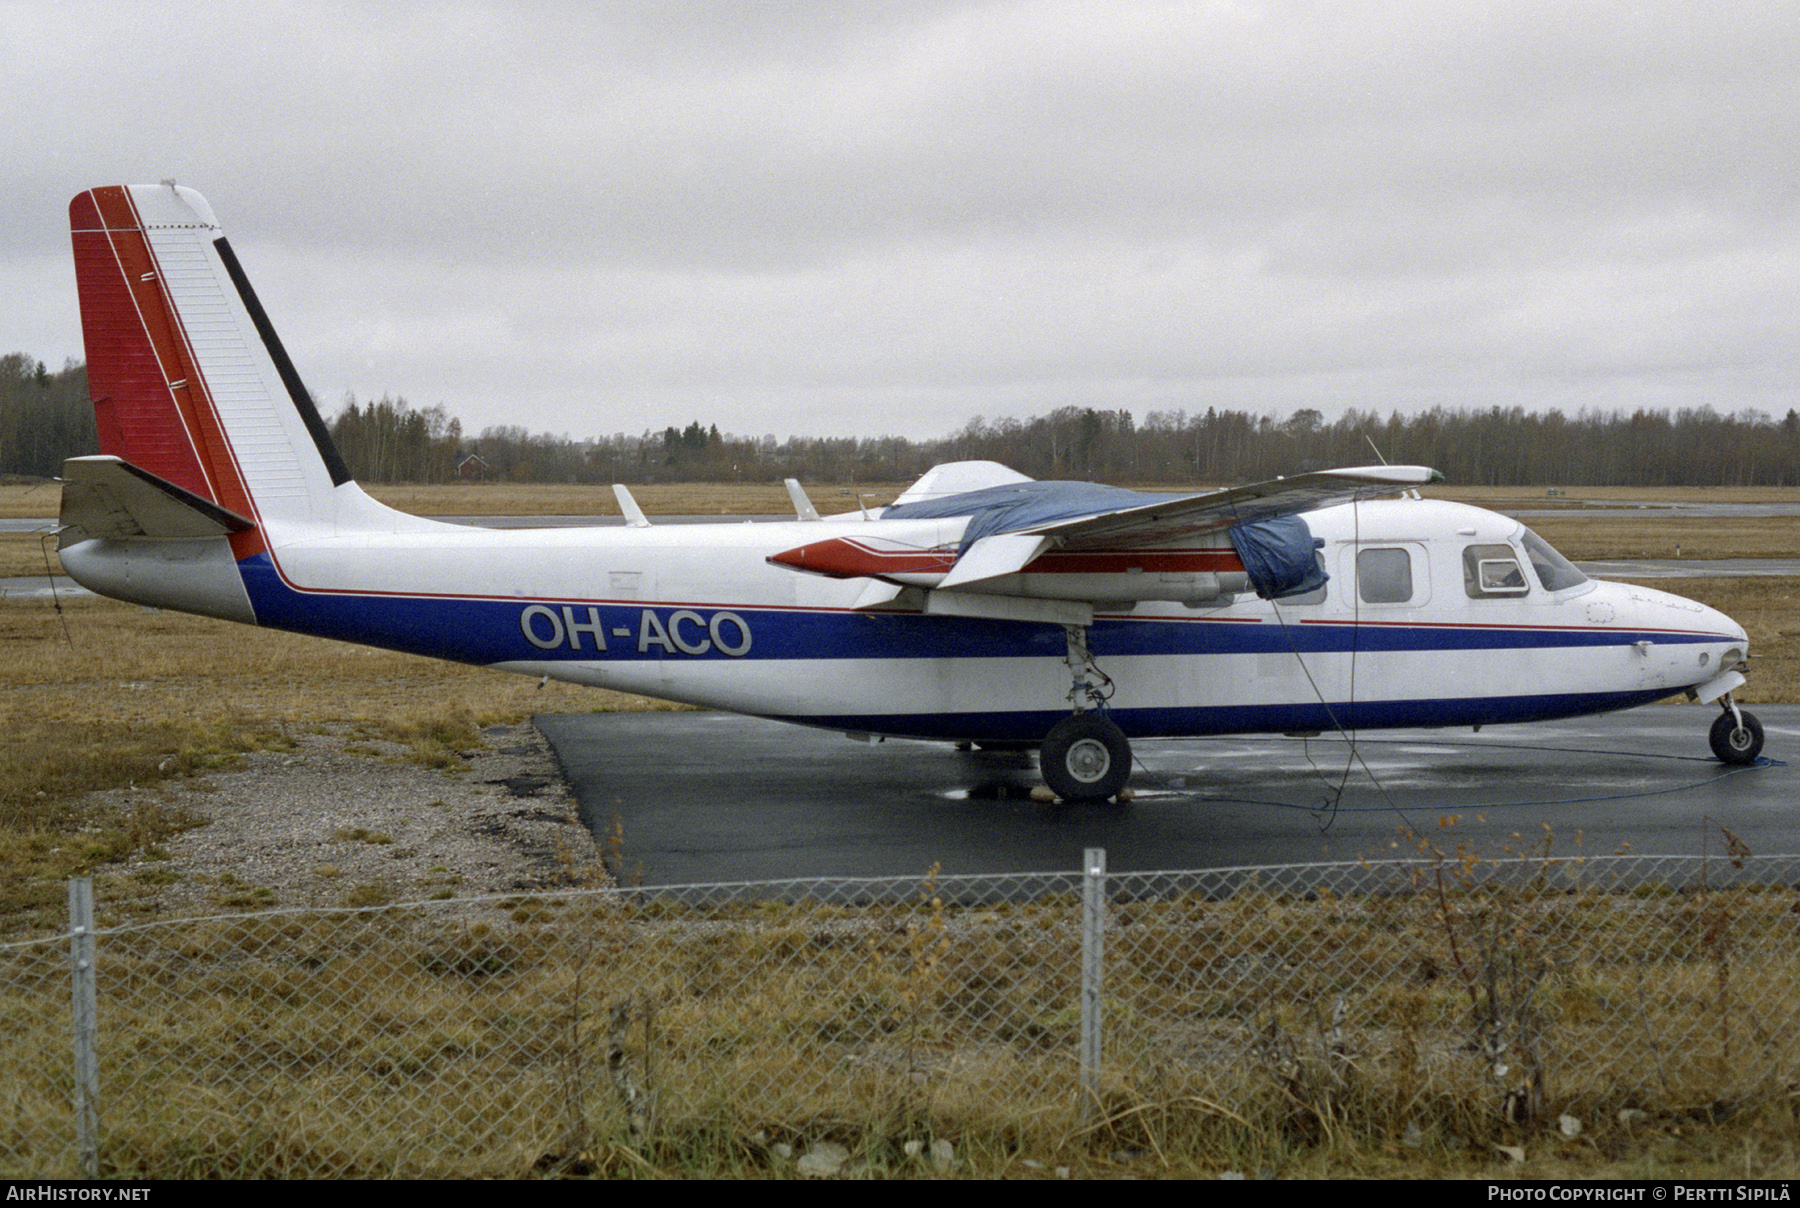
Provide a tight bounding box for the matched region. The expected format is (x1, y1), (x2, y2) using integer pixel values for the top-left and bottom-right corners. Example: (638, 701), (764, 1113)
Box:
(1280, 554), (1329, 606)
(1463, 543), (1529, 598)
(1357, 548), (1412, 604)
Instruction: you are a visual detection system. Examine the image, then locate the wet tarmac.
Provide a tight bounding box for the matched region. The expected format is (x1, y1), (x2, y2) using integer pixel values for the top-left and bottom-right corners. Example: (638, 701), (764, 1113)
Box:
(537, 705), (1799, 891)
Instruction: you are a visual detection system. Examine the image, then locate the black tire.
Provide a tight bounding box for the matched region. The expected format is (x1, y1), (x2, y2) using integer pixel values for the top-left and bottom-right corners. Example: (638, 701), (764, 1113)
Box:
(1041, 714), (1132, 801)
(1710, 709), (1764, 765)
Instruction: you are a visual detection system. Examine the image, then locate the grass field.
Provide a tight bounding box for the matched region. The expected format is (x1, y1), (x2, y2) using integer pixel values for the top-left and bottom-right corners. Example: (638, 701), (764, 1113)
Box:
(6, 477), (1800, 1178)
(9, 860), (1800, 1180)
(4, 478), (1795, 920)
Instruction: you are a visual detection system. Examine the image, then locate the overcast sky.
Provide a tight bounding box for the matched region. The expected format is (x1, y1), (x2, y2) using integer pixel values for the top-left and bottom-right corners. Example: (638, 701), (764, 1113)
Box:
(4, 0), (1796, 443)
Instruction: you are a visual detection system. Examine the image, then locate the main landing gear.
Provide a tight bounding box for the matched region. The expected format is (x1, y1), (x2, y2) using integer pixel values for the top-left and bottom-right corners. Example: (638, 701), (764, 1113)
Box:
(1040, 624), (1132, 802)
(1042, 713), (1132, 801)
(1709, 693), (1764, 765)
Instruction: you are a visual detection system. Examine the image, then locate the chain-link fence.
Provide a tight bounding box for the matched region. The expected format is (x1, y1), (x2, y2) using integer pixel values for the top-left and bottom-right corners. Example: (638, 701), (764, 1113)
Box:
(5, 850), (1799, 1178)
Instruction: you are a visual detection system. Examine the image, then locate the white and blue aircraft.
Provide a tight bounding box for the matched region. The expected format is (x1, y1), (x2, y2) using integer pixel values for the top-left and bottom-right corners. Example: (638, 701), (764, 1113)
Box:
(56, 184), (1761, 801)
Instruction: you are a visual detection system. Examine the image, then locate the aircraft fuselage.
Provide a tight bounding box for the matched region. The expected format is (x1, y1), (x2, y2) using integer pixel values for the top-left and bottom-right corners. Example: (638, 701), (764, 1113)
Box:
(60, 495), (1747, 744)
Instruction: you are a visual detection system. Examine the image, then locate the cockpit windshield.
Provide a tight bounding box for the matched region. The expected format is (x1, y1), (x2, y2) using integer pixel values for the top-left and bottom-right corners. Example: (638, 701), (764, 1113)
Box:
(1521, 529), (1588, 592)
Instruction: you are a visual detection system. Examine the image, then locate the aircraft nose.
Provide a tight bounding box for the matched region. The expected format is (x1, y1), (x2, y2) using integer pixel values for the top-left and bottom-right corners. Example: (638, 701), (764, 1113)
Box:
(1612, 581), (1749, 685)
(1676, 594), (1749, 665)
(1632, 583), (1743, 637)
(1692, 595), (1748, 648)
(1723, 609), (1748, 647)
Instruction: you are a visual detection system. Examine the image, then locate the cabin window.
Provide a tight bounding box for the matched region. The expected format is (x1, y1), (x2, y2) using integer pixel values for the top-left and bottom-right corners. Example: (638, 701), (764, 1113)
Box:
(1279, 555), (1329, 606)
(1357, 548), (1412, 604)
(1521, 529), (1589, 592)
(1463, 543), (1529, 597)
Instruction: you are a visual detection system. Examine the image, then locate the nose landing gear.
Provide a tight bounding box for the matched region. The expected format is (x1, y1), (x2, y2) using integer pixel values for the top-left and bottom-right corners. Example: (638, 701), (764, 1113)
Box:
(1709, 694), (1764, 765)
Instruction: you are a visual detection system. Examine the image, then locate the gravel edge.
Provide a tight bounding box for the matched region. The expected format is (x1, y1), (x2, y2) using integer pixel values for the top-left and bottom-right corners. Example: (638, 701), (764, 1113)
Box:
(101, 719), (608, 915)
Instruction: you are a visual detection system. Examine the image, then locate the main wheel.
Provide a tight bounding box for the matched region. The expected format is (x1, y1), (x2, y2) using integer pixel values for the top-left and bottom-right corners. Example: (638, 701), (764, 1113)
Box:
(1040, 714), (1132, 801)
(1710, 709), (1764, 765)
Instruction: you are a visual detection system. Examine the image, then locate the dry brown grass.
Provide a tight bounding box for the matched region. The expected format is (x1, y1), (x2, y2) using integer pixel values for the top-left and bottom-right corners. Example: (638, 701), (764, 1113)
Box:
(0, 480), (63, 519)
(0, 532), (60, 578)
(1431, 483), (1800, 506)
(14, 475), (1800, 519)
(1527, 515), (1800, 561)
(6, 876), (1800, 1178)
(0, 595), (671, 933)
(4, 481), (1797, 920)
(0, 478), (914, 521)
(6, 475), (1800, 1179)
(364, 480), (910, 517)
(1658, 577), (1800, 702)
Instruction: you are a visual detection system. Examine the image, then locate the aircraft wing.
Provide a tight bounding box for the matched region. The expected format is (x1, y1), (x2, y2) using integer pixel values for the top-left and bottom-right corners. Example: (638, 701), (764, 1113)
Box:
(1022, 464), (1442, 551)
(770, 463), (1443, 600)
(934, 464), (1440, 590)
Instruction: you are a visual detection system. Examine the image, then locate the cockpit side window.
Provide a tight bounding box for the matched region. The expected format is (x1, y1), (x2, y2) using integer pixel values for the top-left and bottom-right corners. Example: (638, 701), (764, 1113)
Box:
(1463, 543), (1529, 598)
(1357, 547), (1413, 604)
(1521, 529), (1589, 592)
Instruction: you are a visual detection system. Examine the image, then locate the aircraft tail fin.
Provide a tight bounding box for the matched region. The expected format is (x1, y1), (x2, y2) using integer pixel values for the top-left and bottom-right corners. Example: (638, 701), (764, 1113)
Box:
(68, 184), (371, 549)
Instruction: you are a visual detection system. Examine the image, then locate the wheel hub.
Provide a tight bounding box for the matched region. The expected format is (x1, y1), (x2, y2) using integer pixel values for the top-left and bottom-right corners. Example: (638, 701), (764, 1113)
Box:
(1066, 737), (1111, 783)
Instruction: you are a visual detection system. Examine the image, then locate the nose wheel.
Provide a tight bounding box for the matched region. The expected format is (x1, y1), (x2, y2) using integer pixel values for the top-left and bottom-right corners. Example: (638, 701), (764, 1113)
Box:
(1710, 699), (1764, 765)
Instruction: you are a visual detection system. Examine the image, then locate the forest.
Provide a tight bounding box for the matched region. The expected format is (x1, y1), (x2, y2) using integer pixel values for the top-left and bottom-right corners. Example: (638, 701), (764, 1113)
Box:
(5, 353), (1798, 489)
(318, 394), (1800, 488)
(0, 355), (94, 480)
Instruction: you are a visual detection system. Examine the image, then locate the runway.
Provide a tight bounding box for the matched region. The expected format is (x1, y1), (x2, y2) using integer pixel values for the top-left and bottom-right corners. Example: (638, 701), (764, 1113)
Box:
(536, 705), (1799, 888)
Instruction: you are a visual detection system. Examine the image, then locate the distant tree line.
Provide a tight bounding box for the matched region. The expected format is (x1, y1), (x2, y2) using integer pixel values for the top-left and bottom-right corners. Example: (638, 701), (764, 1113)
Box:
(939, 404), (1800, 488)
(328, 394), (463, 483)
(391, 400), (1800, 489)
(0, 355), (95, 478)
(5, 353), (1799, 488)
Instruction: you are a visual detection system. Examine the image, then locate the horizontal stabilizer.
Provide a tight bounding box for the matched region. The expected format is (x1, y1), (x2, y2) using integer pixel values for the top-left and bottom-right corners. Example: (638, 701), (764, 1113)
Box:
(59, 455), (255, 546)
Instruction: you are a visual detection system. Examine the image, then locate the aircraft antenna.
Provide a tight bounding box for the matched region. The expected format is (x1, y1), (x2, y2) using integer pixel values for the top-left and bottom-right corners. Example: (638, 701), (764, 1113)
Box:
(1363, 435), (1423, 498)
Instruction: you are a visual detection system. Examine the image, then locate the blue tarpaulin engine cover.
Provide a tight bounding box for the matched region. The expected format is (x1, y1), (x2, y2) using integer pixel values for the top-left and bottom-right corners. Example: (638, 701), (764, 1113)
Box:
(1229, 515), (1327, 599)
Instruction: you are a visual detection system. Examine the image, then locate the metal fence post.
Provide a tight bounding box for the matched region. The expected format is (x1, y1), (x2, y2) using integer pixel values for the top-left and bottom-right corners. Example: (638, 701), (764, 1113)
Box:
(68, 876), (98, 1179)
(1079, 847), (1105, 1124)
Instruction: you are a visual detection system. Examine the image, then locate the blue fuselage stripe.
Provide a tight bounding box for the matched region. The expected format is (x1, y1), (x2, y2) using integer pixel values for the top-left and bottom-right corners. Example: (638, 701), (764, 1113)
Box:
(237, 553), (1729, 666)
